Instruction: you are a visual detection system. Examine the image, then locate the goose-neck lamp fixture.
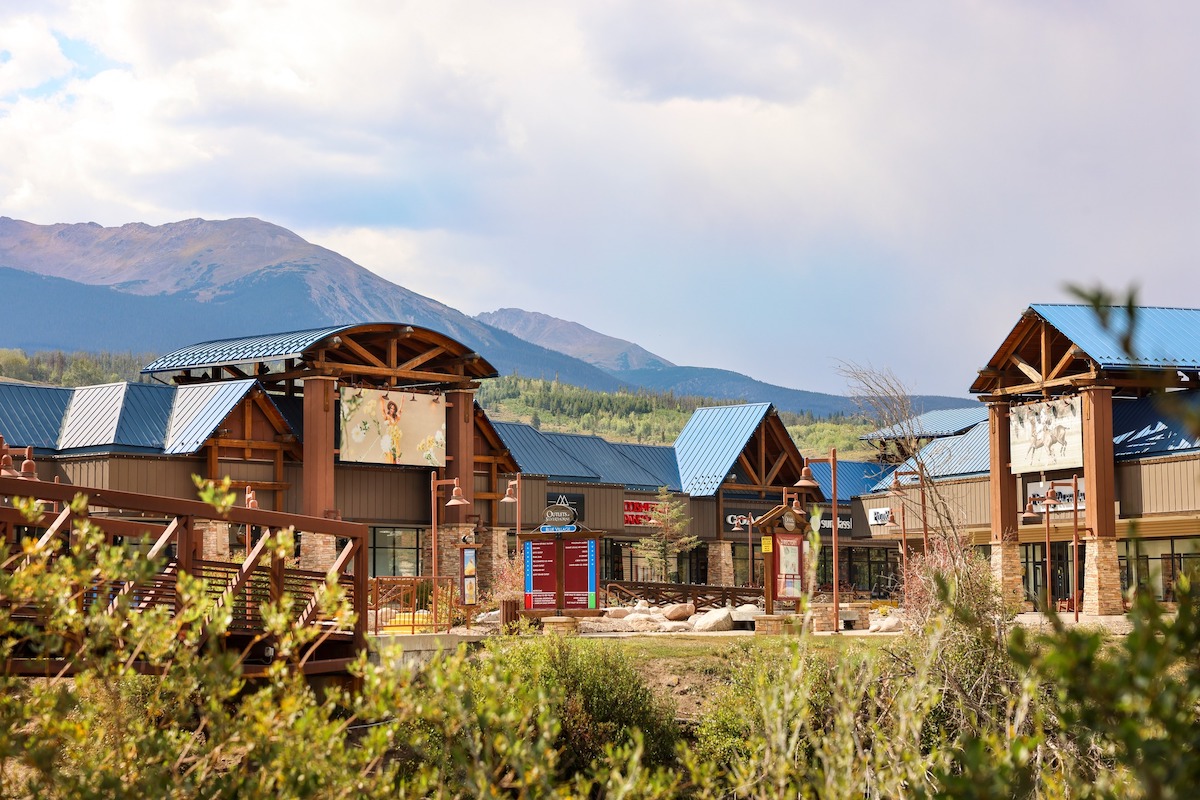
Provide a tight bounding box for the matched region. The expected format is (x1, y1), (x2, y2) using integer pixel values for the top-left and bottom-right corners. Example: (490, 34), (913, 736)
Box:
(499, 474), (522, 541)
(431, 475), (470, 627)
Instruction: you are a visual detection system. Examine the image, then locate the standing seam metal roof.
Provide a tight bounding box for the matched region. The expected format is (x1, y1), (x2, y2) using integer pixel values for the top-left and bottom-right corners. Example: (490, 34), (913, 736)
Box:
(862, 406), (987, 441)
(871, 422), (992, 492)
(492, 422), (600, 482)
(142, 325), (355, 373)
(1033, 304), (1200, 371)
(0, 383), (73, 451)
(540, 432), (665, 490)
(610, 442), (682, 492)
(809, 461), (894, 502)
(675, 403), (771, 496)
(165, 380), (261, 454)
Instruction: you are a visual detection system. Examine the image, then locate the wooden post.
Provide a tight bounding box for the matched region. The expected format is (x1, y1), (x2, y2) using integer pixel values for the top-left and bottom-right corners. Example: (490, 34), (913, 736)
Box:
(301, 376), (338, 520)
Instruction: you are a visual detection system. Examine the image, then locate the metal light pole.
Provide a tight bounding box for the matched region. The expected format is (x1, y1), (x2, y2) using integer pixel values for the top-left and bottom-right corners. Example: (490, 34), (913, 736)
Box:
(500, 474), (522, 541)
(886, 477), (909, 606)
(431, 474), (469, 628)
(1023, 477), (1082, 620)
(731, 513), (756, 587)
(796, 449), (838, 630)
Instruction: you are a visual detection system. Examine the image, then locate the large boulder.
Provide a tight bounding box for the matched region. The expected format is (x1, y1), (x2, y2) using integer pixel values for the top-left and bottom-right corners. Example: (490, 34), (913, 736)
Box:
(605, 607), (631, 619)
(625, 615), (665, 632)
(877, 614), (903, 633)
(693, 607), (735, 632)
(736, 603), (761, 613)
(662, 602), (696, 621)
(635, 600), (651, 610)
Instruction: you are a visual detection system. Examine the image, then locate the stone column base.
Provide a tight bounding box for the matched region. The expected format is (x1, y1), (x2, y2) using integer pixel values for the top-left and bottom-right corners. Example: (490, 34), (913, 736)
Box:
(707, 540), (734, 586)
(438, 523), (476, 585)
(991, 538), (1024, 612)
(298, 532), (337, 572)
(199, 520), (231, 562)
(1082, 537), (1123, 615)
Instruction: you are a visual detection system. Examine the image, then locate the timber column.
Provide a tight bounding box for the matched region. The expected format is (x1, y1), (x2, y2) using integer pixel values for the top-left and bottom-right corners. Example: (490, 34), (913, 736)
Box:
(987, 400), (1023, 610)
(1081, 385), (1122, 615)
(439, 388), (477, 580)
(300, 375), (339, 570)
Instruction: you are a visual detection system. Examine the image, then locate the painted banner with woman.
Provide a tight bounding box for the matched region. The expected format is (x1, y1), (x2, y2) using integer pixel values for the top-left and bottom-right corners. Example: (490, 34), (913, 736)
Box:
(338, 387), (447, 466)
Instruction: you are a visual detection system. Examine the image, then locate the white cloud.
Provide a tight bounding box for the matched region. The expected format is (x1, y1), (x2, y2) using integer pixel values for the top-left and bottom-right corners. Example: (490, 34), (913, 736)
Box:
(0, 1), (1197, 395)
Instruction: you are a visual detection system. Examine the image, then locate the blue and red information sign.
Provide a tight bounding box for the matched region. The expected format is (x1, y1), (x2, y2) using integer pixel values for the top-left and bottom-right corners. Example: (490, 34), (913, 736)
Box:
(522, 536), (598, 611)
(523, 539), (558, 610)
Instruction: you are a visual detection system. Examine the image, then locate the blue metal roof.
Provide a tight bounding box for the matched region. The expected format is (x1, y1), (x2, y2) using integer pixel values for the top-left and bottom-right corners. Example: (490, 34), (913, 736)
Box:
(809, 460), (893, 502)
(116, 383), (175, 449)
(142, 325), (354, 373)
(541, 432), (664, 490)
(1034, 304), (1200, 371)
(863, 406), (987, 442)
(59, 384), (128, 450)
(873, 422), (992, 491)
(59, 383), (176, 452)
(492, 422), (599, 482)
(165, 380), (259, 454)
(1113, 394), (1200, 459)
(675, 403), (771, 496)
(610, 442), (682, 492)
(0, 383), (72, 450)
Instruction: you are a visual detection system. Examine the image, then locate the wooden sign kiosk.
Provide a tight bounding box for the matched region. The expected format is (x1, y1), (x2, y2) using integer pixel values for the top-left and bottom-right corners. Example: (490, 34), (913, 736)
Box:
(520, 504), (602, 617)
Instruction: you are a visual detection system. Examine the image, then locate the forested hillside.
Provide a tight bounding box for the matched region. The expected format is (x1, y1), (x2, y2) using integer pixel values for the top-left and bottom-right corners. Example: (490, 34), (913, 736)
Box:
(477, 375), (876, 457)
(0, 349), (150, 386)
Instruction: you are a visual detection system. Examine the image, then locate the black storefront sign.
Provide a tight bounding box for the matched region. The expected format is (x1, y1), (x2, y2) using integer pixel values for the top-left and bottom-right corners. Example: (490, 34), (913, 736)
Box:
(547, 492), (585, 522)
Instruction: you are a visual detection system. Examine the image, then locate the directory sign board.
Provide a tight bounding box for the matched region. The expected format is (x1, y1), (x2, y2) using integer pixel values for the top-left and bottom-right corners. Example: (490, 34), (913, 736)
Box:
(562, 539), (598, 610)
(523, 540), (558, 610)
(774, 533), (806, 600)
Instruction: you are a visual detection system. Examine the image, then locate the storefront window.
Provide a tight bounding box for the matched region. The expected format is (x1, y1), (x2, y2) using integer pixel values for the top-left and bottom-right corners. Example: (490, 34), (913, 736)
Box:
(370, 527), (420, 577)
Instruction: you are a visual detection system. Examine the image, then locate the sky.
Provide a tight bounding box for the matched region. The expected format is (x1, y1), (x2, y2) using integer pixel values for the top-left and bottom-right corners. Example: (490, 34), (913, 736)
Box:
(1, 2), (1197, 397)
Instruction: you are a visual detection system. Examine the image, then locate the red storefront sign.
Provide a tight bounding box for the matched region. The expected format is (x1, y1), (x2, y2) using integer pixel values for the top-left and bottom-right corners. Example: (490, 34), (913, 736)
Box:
(624, 500), (660, 527)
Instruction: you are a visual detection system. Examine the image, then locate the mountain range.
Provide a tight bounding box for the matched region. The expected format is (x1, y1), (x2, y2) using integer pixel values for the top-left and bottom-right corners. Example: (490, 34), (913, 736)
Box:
(0, 216), (971, 417)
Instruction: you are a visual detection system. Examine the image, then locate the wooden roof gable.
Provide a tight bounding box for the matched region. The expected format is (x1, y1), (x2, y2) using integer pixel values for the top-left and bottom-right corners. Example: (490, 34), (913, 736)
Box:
(723, 410), (807, 499)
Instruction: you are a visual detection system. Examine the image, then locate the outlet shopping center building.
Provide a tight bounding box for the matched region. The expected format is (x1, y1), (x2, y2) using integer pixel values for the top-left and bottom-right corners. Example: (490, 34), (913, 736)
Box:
(1, 305), (1198, 613)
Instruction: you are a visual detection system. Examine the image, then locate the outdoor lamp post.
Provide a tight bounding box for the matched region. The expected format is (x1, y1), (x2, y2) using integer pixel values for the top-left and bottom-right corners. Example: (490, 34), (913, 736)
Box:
(889, 469), (930, 552)
(1022, 476), (1081, 621)
(498, 475), (522, 625)
(885, 477), (908, 606)
(431, 474), (470, 627)
(731, 513), (757, 587)
(499, 474), (522, 540)
(796, 449), (838, 631)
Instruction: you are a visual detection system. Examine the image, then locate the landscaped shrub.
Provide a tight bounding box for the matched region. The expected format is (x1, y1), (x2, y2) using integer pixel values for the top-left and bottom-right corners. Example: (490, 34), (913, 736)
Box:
(484, 635), (680, 777)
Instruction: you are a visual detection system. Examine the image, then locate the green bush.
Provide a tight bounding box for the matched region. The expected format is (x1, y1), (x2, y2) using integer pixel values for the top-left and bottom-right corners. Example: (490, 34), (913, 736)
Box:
(485, 635), (680, 777)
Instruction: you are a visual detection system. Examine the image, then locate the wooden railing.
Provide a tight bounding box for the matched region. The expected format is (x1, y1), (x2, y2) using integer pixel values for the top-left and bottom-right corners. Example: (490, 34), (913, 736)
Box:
(0, 475), (368, 677)
(603, 580), (764, 611)
(367, 576), (459, 635)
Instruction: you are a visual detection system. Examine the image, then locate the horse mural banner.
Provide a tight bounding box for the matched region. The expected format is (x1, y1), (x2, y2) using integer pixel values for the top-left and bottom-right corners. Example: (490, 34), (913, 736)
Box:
(1009, 396), (1084, 474)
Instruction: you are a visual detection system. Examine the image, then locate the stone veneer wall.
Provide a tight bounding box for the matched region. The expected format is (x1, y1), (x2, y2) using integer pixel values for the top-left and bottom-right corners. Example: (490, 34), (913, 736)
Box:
(1082, 536), (1124, 615)
(298, 532), (337, 572)
(707, 540), (734, 586)
(991, 536), (1024, 612)
(199, 520), (231, 562)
